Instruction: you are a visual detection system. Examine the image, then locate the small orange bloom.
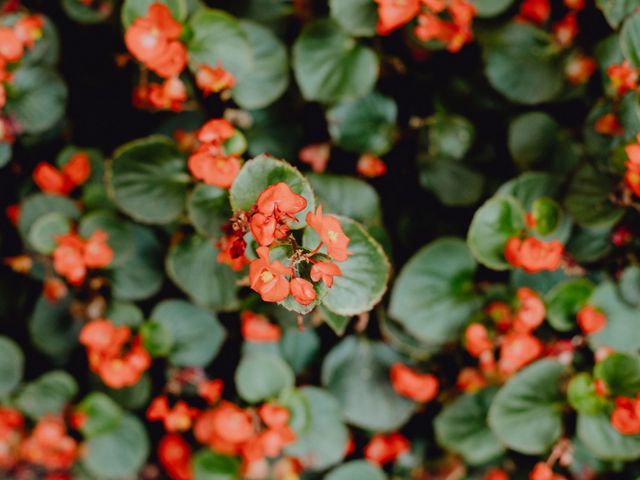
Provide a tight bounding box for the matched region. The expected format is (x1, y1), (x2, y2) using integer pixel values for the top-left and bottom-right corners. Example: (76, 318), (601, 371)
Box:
(258, 404), (290, 429)
(249, 246), (291, 303)
(310, 260), (342, 288)
(14, 15), (43, 48)
(20, 416), (78, 470)
(611, 395), (640, 435)
(290, 277), (316, 305)
(53, 234), (88, 285)
(577, 305), (607, 334)
(33, 153), (91, 195)
(299, 143), (330, 173)
(240, 311), (282, 342)
(84, 229), (114, 268)
(255, 182), (307, 218)
(505, 237), (563, 273)
(608, 61), (639, 97)
(513, 287), (545, 334)
(364, 432), (410, 466)
(457, 367), (486, 393)
(357, 154), (387, 178)
(499, 332), (543, 375)
(484, 468), (510, 480)
(43, 277), (68, 303)
(158, 434), (192, 480)
(518, 0), (550, 24)
(194, 402), (255, 455)
(465, 323), (493, 357)
(565, 54), (596, 85)
(196, 64), (236, 96)
(374, 0), (420, 35)
(553, 13), (578, 47)
(0, 27), (23, 62)
(390, 363), (439, 402)
(188, 147), (241, 188)
(306, 206), (351, 262)
(530, 462), (567, 480)
(198, 379), (224, 404)
(198, 119), (235, 144)
(147, 397), (199, 433)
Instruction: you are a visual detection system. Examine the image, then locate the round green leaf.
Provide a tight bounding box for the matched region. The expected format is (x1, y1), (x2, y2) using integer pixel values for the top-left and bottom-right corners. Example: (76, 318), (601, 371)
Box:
(327, 91), (397, 156)
(16, 371), (78, 419)
(620, 266), (640, 307)
(293, 19), (378, 103)
(151, 300), (225, 367)
(419, 158), (485, 207)
(577, 412), (640, 461)
(285, 387), (348, 471)
(187, 8), (253, 78)
(229, 154), (315, 228)
(77, 392), (124, 438)
(29, 294), (80, 359)
(567, 226), (613, 263)
(567, 373), (607, 415)
(321, 336), (415, 432)
(594, 352), (640, 397)
(83, 414), (149, 478)
(467, 195), (526, 270)
(235, 352), (295, 403)
(483, 23), (564, 104)
(280, 327), (321, 374)
(326, 461), (386, 480)
(140, 321), (175, 358)
(107, 301), (144, 328)
(187, 183), (231, 238)
(18, 194), (80, 239)
(435, 388), (505, 465)
(329, 0), (377, 37)
(62, 0), (112, 23)
(389, 238), (480, 346)
(192, 449), (240, 480)
(111, 135), (190, 224)
(166, 234), (238, 311)
(488, 360), (565, 455)
(232, 21), (289, 110)
(121, 0), (187, 26)
(597, 0), (640, 28)
(427, 114), (475, 161)
(621, 13), (640, 67)
(508, 112), (559, 169)
(471, 0), (514, 17)
(0, 336), (23, 396)
(102, 374), (152, 410)
(545, 278), (594, 331)
(27, 211), (71, 254)
(589, 281), (640, 354)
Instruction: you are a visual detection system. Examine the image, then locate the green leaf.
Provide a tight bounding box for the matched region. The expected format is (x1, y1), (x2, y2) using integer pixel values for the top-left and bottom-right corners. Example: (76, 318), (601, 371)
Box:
(389, 238), (480, 346)
(483, 23), (564, 104)
(229, 154), (315, 228)
(329, 0), (377, 37)
(565, 163), (625, 228)
(18, 194), (80, 239)
(319, 304), (350, 336)
(187, 183), (231, 238)
(121, 0), (187, 26)
(245, 104), (301, 161)
(187, 8), (253, 79)
(151, 300), (225, 367)
(488, 360), (565, 455)
(0, 336), (23, 397)
(327, 91), (397, 156)
(293, 19), (378, 103)
(620, 266), (640, 307)
(531, 197), (562, 235)
(428, 114), (475, 160)
(107, 301), (144, 328)
(111, 136), (189, 224)
(102, 374), (152, 410)
(111, 224), (164, 301)
(166, 234), (238, 310)
(597, 0), (640, 28)
(62, 0), (112, 23)
(590, 281), (640, 354)
(235, 352), (295, 403)
(471, 0), (514, 17)
(326, 461), (386, 480)
(467, 195), (526, 270)
(306, 217), (390, 316)
(280, 327), (320, 374)
(76, 392), (124, 438)
(285, 387), (348, 471)
(79, 211), (135, 267)
(567, 225), (613, 263)
(321, 337), (414, 432)
(435, 388), (505, 465)
(232, 21), (289, 110)
(594, 352), (640, 397)
(140, 321), (175, 358)
(27, 211), (71, 254)
(0, 143), (11, 168)
(508, 112), (559, 169)
(545, 278), (594, 331)
(82, 414), (149, 479)
(307, 174), (382, 227)
(567, 373), (607, 415)
(29, 294), (80, 359)
(16, 371), (78, 419)
(6, 66), (67, 134)
(577, 412), (640, 461)
(419, 158), (485, 207)
(621, 13), (640, 67)
(192, 449), (240, 480)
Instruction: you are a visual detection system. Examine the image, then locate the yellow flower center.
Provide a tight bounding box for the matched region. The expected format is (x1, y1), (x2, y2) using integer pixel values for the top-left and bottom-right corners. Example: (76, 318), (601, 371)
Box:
(261, 271), (274, 283)
(328, 230), (339, 242)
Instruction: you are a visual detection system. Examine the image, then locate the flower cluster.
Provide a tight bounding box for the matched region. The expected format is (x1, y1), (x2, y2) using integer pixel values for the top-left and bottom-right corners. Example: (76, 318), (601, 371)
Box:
(611, 394), (640, 435)
(505, 236), (564, 273)
(187, 118), (242, 188)
(53, 229), (113, 285)
(375, 0), (476, 52)
(79, 319), (151, 388)
(363, 432), (410, 466)
(33, 152), (91, 195)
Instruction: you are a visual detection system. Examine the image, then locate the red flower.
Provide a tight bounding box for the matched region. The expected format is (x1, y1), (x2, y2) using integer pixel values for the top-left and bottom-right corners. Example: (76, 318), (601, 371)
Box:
(14, 15), (43, 48)
(374, 0), (420, 35)
(457, 367), (486, 393)
(484, 468), (510, 480)
(465, 323), (493, 357)
(553, 13), (578, 47)
(513, 287), (545, 334)
(217, 235), (249, 272)
(33, 153), (91, 195)
(198, 119), (235, 144)
(505, 237), (564, 273)
(53, 234), (88, 285)
(196, 64), (236, 95)
(518, 0), (550, 24)
(198, 379), (224, 404)
(611, 395), (640, 435)
(364, 432), (410, 466)
(576, 305), (607, 335)
(188, 148), (241, 188)
(159, 434), (192, 480)
(564, 0), (585, 10)
(290, 277), (316, 305)
(310, 260), (342, 288)
(626, 169), (640, 197)
(249, 246), (291, 302)
(594, 113), (624, 136)
(357, 154), (387, 178)
(258, 404), (290, 429)
(255, 182), (307, 217)
(299, 143), (330, 173)
(43, 277), (68, 303)
(147, 397), (199, 433)
(194, 402), (256, 455)
(20, 416), (78, 470)
(84, 229), (114, 268)
(145, 77), (188, 111)
(0, 27), (23, 62)
(486, 301), (512, 332)
(499, 332), (543, 375)
(390, 363), (439, 402)
(306, 206), (351, 262)
(241, 311), (282, 342)
(608, 61), (639, 97)
(565, 54), (596, 85)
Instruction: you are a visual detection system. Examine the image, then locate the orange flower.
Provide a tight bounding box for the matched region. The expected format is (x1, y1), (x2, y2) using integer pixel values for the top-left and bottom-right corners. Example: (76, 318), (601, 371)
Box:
(364, 432), (410, 466)
(390, 363), (439, 402)
(594, 113), (624, 136)
(518, 0), (550, 24)
(310, 260), (342, 288)
(147, 397), (199, 433)
(608, 61), (639, 97)
(84, 229), (114, 268)
(158, 434), (192, 480)
(484, 468), (509, 480)
(188, 147), (241, 188)
(146, 40), (187, 78)
(217, 235), (249, 272)
(0, 27), (23, 62)
(456, 367), (486, 393)
(79, 319), (131, 357)
(553, 13), (578, 47)
(625, 168), (640, 197)
(53, 234), (88, 285)
(290, 277), (316, 305)
(194, 402), (256, 455)
(197, 119), (235, 144)
(43, 277), (68, 303)
(374, 0), (420, 35)
(357, 154), (387, 178)
(0, 407), (23, 470)
(505, 237), (563, 273)
(146, 77), (188, 111)
(513, 287), (545, 333)
(258, 404), (290, 429)
(306, 206), (351, 262)
(14, 15), (43, 48)
(33, 153), (91, 195)
(499, 332), (543, 375)
(565, 54), (596, 85)
(20, 416), (77, 470)
(530, 462), (567, 480)
(249, 246), (291, 303)
(241, 311), (282, 342)
(564, 0), (585, 10)
(465, 323), (493, 357)
(196, 64), (236, 96)
(299, 143), (330, 173)
(255, 182), (307, 218)
(611, 395), (640, 435)
(486, 301), (512, 332)
(577, 305), (607, 334)
(198, 379), (224, 404)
